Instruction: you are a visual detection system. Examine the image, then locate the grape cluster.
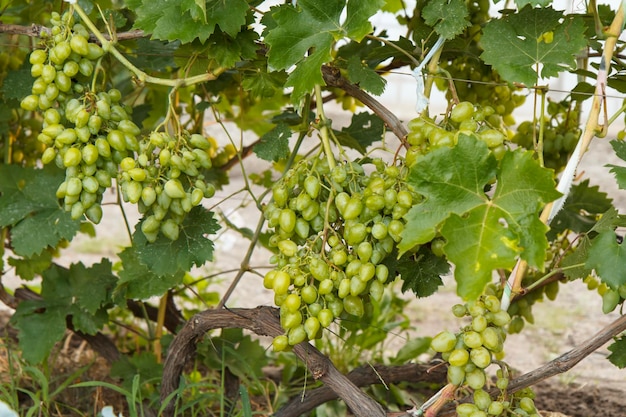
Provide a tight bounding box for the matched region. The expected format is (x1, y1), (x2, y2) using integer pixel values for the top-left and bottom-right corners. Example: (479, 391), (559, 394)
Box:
(123, 131), (217, 242)
(433, 0), (526, 129)
(431, 295), (540, 417)
(19, 10), (140, 224)
(406, 101), (508, 164)
(511, 98), (581, 172)
(263, 157), (414, 350)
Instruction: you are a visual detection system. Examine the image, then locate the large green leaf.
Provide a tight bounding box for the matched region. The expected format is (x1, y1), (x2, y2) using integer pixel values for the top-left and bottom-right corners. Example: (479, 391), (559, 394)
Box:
(129, 0), (249, 43)
(395, 247), (449, 298)
(422, 0), (470, 39)
(586, 231), (626, 290)
(135, 206), (220, 276)
(117, 246), (185, 299)
(264, 0), (382, 101)
(0, 165), (80, 256)
(10, 262), (116, 363)
(481, 6), (587, 86)
(254, 123), (292, 162)
(401, 136), (560, 299)
(608, 336), (626, 368)
(11, 300), (67, 364)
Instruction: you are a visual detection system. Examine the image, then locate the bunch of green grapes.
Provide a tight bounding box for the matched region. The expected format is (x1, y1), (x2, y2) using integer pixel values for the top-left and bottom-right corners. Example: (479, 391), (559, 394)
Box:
(19, 10), (144, 224)
(433, 0), (526, 129)
(406, 101), (508, 164)
(263, 157), (415, 350)
(431, 295), (541, 417)
(121, 131), (217, 242)
(511, 98), (581, 172)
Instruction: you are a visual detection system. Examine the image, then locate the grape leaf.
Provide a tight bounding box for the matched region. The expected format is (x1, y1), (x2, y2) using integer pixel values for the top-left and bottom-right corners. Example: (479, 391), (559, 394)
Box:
(8, 251), (53, 281)
(264, 0), (381, 101)
(422, 0), (470, 40)
(135, 206), (220, 276)
(254, 123), (292, 162)
(585, 231), (626, 289)
(242, 69), (288, 98)
(549, 179), (613, 238)
(117, 246), (184, 299)
(608, 335), (626, 368)
(607, 140), (626, 188)
(515, 0), (552, 7)
(334, 112), (385, 154)
(11, 300), (66, 364)
(124, 38), (179, 72)
(561, 235), (592, 280)
(346, 55), (386, 95)
(481, 6), (587, 86)
(0, 165), (80, 256)
(395, 247), (449, 298)
(589, 207), (626, 234)
(401, 137), (560, 299)
(129, 0), (248, 43)
(10, 262), (115, 363)
(400, 137), (497, 251)
(0, 67), (32, 101)
(344, 0), (385, 41)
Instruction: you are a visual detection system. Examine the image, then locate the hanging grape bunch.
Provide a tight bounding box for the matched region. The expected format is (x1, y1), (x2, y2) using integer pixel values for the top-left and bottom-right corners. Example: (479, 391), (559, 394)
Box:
(432, 295), (541, 417)
(406, 101), (508, 165)
(20, 10), (141, 225)
(263, 157), (416, 350)
(122, 131), (217, 242)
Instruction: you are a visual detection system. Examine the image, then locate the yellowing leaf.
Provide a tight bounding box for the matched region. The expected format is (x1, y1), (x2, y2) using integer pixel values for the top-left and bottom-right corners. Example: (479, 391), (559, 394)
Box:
(401, 136), (560, 299)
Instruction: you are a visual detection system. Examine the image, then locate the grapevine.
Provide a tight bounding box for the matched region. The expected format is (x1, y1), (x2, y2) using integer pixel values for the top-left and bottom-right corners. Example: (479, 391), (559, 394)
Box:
(2, 1), (626, 417)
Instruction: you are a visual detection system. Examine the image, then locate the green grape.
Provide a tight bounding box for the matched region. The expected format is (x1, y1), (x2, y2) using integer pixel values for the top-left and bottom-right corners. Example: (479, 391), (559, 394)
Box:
(447, 365), (466, 385)
(465, 368), (486, 390)
(470, 346), (492, 368)
(318, 309), (334, 328)
(343, 295), (364, 316)
(449, 348), (470, 367)
(283, 294), (302, 313)
(272, 335), (289, 352)
(304, 316), (321, 339)
(287, 325), (306, 345)
(431, 331), (457, 353)
(463, 331), (483, 349)
(473, 389), (492, 411)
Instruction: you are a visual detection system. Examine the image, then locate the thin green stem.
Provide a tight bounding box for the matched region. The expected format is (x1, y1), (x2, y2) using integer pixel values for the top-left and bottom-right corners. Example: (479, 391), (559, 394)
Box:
(72, 3), (224, 87)
(524, 263), (586, 293)
(607, 100), (626, 127)
(314, 85), (336, 170)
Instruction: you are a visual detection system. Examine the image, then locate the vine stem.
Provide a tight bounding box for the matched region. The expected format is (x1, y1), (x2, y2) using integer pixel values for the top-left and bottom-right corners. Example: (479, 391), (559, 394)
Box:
(315, 84), (337, 170)
(71, 3), (224, 87)
(501, 2), (626, 311)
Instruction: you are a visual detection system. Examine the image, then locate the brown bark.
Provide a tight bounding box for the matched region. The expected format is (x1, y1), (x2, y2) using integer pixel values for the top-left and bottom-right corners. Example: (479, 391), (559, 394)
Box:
(160, 306), (386, 417)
